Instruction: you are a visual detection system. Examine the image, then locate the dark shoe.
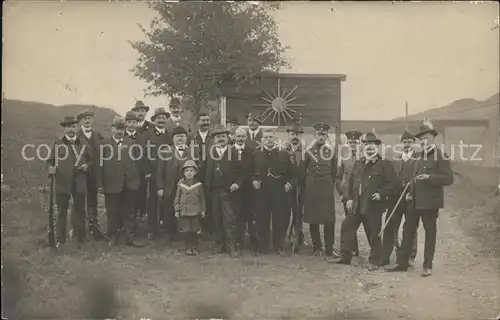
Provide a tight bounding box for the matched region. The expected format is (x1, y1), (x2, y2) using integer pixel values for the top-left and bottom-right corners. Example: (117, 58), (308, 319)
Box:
(367, 263), (379, 271)
(421, 268), (432, 277)
(275, 248), (285, 256)
(212, 246), (225, 254)
(185, 248), (193, 256)
(126, 240), (146, 248)
(90, 227), (107, 241)
(380, 260), (391, 266)
(229, 250), (240, 258)
(192, 248), (199, 256)
(108, 235), (119, 246)
(313, 248), (324, 257)
(386, 264), (409, 272)
(352, 251), (359, 257)
(329, 257), (351, 265)
(147, 232), (157, 240)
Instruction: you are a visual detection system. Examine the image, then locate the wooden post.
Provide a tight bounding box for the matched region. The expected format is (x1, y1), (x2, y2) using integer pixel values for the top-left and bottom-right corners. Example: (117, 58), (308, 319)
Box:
(405, 101), (409, 130)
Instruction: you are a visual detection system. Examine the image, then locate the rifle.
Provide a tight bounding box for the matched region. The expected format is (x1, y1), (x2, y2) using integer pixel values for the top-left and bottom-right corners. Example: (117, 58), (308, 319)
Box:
(48, 174), (57, 248)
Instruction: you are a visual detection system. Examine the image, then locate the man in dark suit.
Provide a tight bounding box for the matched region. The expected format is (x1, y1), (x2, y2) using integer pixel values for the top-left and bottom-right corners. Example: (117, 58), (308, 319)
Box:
(137, 107), (172, 239)
(47, 116), (92, 248)
(245, 113), (263, 150)
(231, 127), (257, 253)
(252, 129), (296, 255)
(124, 111), (140, 140)
(96, 117), (143, 247)
(166, 97), (193, 137)
(388, 119), (454, 277)
(381, 130), (418, 266)
(76, 108), (106, 241)
(330, 132), (398, 270)
(226, 117), (240, 145)
(204, 124), (244, 257)
(157, 126), (194, 242)
(133, 100), (152, 135)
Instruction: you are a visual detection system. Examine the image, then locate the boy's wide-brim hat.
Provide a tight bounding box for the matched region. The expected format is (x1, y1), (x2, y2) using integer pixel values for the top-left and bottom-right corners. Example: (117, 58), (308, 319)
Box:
(400, 130), (415, 141)
(132, 100), (150, 112)
(151, 107), (171, 121)
(111, 116), (127, 129)
(211, 124), (230, 137)
(60, 116), (79, 127)
(182, 159), (198, 171)
(286, 123), (304, 133)
(313, 123), (330, 132)
(345, 130), (362, 140)
(245, 113), (263, 124)
(361, 132), (382, 145)
(125, 111), (139, 121)
(415, 119), (438, 138)
(77, 108), (94, 120)
(172, 126), (188, 137)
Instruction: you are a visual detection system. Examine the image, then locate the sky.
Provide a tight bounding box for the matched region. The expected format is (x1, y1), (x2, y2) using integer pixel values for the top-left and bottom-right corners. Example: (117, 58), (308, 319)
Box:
(3, 1), (499, 120)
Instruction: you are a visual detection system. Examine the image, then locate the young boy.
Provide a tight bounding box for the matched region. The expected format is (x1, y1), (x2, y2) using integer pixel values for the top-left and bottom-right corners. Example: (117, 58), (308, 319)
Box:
(174, 160), (206, 255)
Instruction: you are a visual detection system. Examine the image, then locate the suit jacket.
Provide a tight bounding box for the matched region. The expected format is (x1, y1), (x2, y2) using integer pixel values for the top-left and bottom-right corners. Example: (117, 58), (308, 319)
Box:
(192, 129), (213, 181)
(156, 147), (196, 198)
(47, 136), (92, 194)
(136, 126), (173, 178)
(166, 118), (193, 137)
(252, 147), (296, 187)
(78, 128), (103, 177)
(137, 120), (153, 136)
(347, 156), (398, 215)
(96, 137), (141, 193)
(285, 142), (306, 187)
(204, 147), (244, 192)
(246, 129), (263, 150)
(232, 144), (254, 190)
(411, 146), (454, 210)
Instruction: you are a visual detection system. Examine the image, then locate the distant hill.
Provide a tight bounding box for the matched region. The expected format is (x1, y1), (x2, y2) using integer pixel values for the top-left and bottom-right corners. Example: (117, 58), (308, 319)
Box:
(393, 92), (499, 121)
(1, 99), (119, 189)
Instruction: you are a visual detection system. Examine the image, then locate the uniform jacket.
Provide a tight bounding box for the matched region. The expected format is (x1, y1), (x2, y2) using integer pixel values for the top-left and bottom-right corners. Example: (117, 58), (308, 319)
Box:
(252, 147), (296, 187)
(347, 155), (398, 215)
(246, 129), (263, 150)
(410, 146), (454, 210)
(336, 153), (358, 197)
(137, 120), (153, 136)
(156, 147), (196, 198)
(174, 178), (206, 217)
(285, 142), (307, 187)
(204, 147), (245, 192)
(136, 126), (173, 178)
(47, 136), (92, 194)
(96, 137), (141, 194)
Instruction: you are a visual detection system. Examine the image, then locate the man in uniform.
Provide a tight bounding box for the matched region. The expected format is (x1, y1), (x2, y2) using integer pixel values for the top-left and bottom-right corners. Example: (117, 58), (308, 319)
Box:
(77, 109), (106, 241)
(232, 127), (257, 253)
(303, 123), (338, 257)
(330, 132), (398, 270)
(335, 130), (362, 256)
(96, 117), (143, 247)
(204, 124), (244, 257)
(47, 116), (92, 248)
(388, 119), (454, 277)
(166, 98), (193, 137)
(252, 129), (296, 255)
(246, 113), (263, 150)
(284, 122), (306, 252)
(124, 111), (140, 140)
(157, 126), (194, 242)
(132, 100), (152, 135)
(137, 107), (172, 239)
(381, 130), (418, 266)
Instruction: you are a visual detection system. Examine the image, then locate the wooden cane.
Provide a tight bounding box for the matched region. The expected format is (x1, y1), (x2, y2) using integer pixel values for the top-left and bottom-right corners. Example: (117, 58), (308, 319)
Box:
(379, 181), (411, 238)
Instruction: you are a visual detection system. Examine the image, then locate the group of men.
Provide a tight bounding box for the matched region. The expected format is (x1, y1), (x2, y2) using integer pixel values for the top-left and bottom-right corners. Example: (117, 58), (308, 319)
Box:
(47, 98), (454, 276)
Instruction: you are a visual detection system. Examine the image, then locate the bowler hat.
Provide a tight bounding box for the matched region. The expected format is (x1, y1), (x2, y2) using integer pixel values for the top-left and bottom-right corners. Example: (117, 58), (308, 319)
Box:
(400, 130), (415, 142)
(60, 116), (79, 127)
(77, 108), (94, 120)
(169, 97), (181, 107)
(313, 123), (330, 132)
(111, 116), (126, 129)
(345, 130), (362, 141)
(415, 118), (438, 138)
(132, 100), (150, 112)
(172, 126), (188, 137)
(151, 107), (171, 121)
(245, 113), (263, 125)
(211, 124), (230, 137)
(226, 117), (240, 125)
(361, 132), (381, 145)
(182, 159), (198, 171)
(125, 111), (138, 121)
(286, 123), (304, 134)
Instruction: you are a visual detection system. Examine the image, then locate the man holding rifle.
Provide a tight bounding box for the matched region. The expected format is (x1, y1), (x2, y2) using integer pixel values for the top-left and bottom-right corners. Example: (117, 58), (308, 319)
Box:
(388, 119), (454, 277)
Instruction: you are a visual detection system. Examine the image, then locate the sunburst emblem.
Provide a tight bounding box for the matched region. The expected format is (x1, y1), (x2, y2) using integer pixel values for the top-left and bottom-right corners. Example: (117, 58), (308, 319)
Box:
(255, 77), (306, 126)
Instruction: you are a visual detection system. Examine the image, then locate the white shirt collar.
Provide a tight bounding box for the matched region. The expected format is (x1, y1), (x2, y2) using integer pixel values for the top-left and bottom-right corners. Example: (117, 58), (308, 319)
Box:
(176, 145), (187, 152)
(81, 126), (92, 132)
(65, 135), (76, 142)
(155, 127), (165, 134)
(248, 128), (260, 136)
(424, 144), (436, 154)
(113, 137), (123, 144)
(171, 115), (181, 122)
(126, 129), (136, 135)
(234, 144), (245, 150)
(217, 145), (228, 155)
(198, 130), (208, 140)
(138, 120), (145, 127)
(401, 149), (414, 161)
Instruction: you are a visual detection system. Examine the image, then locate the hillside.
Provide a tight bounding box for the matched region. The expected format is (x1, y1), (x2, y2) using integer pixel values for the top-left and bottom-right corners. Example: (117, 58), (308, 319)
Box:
(1, 99), (119, 189)
(393, 92), (499, 121)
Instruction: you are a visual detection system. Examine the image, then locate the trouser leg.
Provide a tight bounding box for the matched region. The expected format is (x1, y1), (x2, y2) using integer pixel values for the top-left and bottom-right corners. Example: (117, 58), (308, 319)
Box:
(362, 211), (383, 266)
(382, 204), (404, 262)
(255, 189), (271, 254)
(420, 209), (438, 269)
(270, 180), (287, 251)
(309, 224), (322, 252)
(146, 180), (159, 237)
(396, 206), (420, 267)
(339, 213), (363, 261)
(56, 193), (70, 244)
(324, 223), (335, 255)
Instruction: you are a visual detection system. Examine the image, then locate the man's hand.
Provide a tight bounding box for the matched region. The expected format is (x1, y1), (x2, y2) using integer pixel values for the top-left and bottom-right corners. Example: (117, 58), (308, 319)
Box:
(97, 188), (104, 194)
(78, 164), (89, 172)
(48, 166), (57, 175)
(339, 194), (346, 203)
(371, 193), (381, 201)
(405, 193), (413, 201)
(157, 189), (164, 197)
(346, 200), (354, 211)
(285, 182), (292, 193)
(145, 173), (152, 180)
(252, 180), (261, 190)
(175, 211), (180, 219)
(416, 174), (430, 180)
(200, 212), (206, 218)
(229, 183), (239, 192)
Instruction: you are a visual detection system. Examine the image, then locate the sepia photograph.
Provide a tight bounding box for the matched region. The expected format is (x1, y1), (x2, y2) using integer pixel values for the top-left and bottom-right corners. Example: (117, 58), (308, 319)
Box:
(2, 1), (499, 319)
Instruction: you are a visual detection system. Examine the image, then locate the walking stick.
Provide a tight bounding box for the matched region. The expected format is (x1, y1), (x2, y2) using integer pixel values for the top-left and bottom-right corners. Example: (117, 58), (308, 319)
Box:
(48, 174), (57, 248)
(379, 180), (411, 238)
